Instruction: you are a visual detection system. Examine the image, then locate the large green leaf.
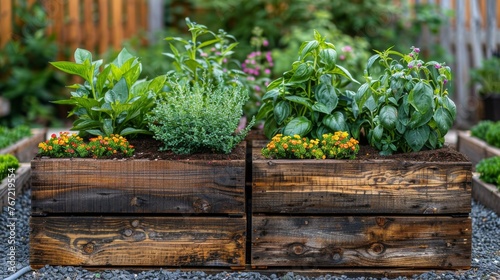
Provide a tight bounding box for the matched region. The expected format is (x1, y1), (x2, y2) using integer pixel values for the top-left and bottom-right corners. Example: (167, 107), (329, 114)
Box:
(319, 49), (337, 70)
(322, 112), (348, 132)
(315, 83), (337, 113)
(256, 102), (274, 120)
(50, 61), (89, 82)
(433, 107), (454, 135)
(74, 48), (92, 64)
(113, 48), (135, 67)
(299, 40), (319, 59)
(120, 127), (151, 136)
(288, 62), (313, 84)
(105, 78), (128, 104)
(283, 116), (312, 136)
(408, 81), (434, 114)
(264, 117), (279, 139)
(404, 126), (430, 152)
(379, 105), (398, 130)
(273, 100), (291, 125)
(408, 107), (433, 128)
(284, 95), (312, 108)
(103, 119), (114, 135)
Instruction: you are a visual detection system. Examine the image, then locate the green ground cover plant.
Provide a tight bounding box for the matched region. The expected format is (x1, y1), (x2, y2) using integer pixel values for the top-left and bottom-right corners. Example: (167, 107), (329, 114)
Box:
(0, 154), (20, 181)
(476, 156), (500, 190)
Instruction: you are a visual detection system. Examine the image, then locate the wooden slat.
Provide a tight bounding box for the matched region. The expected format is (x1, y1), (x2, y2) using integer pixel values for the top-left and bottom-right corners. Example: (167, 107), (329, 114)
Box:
(111, 0), (124, 50)
(67, 0), (81, 52)
(0, 128), (47, 163)
(83, 0), (96, 52)
(126, 0), (136, 37)
(30, 216), (246, 267)
(31, 152), (246, 214)
(252, 141), (472, 215)
(0, 0), (12, 48)
(98, 0), (109, 54)
(251, 215), (471, 269)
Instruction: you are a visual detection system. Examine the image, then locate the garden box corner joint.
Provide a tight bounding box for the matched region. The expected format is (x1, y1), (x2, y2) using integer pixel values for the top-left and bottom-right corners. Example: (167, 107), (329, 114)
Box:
(29, 140), (472, 273)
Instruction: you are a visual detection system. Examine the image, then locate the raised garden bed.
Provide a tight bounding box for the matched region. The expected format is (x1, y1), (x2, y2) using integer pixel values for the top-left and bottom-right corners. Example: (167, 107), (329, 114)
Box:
(0, 163), (31, 212)
(251, 140), (472, 271)
(456, 130), (500, 167)
(30, 142), (247, 269)
(0, 128), (47, 162)
(472, 175), (500, 216)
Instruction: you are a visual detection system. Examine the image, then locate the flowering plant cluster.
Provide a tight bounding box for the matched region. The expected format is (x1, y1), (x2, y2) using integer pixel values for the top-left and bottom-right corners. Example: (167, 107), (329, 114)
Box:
(38, 132), (134, 158)
(262, 131), (359, 160)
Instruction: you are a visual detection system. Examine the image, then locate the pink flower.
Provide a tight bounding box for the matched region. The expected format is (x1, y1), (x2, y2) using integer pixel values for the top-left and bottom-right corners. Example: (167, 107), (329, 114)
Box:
(341, 45), (352, 52)
(339, 55), (346, 61)
(435, 63), (442, 69)
(264, 69), (271, 75)
(263, 40), (269, 47)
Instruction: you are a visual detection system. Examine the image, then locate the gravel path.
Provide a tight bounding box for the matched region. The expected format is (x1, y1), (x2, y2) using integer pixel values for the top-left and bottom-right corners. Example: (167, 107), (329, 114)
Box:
(1, 190), (499, 280)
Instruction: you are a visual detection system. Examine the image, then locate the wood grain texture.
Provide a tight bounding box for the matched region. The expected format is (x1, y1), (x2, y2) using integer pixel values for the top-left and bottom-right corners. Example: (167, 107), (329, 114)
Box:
(31, 157), (246, 215)
(252, 141), (472, 214)
(251, 215), (471, 268)
(30, 216), (246, 267)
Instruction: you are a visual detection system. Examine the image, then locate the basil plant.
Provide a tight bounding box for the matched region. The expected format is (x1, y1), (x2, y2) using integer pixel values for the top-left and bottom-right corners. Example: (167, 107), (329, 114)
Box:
(357, 47), (455, 155)
(257, 30), (360, 140)
(51, 48), (167, 137)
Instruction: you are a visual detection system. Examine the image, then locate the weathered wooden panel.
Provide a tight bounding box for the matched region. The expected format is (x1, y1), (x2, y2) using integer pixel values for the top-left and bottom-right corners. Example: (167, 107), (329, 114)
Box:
(0, 163), (30, 212)
(472, 175), (500, 216)
(30, 216), (246, 268)
(31, 157), (246, 215)
(457, 130), (489, 166)
(251, 215), (471, 269)
(252, 141), (472, 214)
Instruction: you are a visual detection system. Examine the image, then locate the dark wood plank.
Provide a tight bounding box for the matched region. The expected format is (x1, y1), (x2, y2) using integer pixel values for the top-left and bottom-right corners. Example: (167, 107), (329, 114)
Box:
(251, 215), (471, 269)
(30, 216), (246, 267)
(31, 157), (246, 214)
(252, 141), (472, 214)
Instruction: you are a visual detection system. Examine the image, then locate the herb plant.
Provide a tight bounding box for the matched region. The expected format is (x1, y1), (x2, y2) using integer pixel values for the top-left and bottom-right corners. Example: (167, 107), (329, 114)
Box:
(262, 131), (359, 160)
(0, 154), (19, 181)
(470, 56), (500, 95)
(485, 122), (500, 148)
(476, 156), (500, 190)
(164, 18), (244, 87)
(0, 125), (32, 149)
(50, 48), (167, 137)
(357, 46), (455, 155)
(257, 30), (359, 140)
(147, 80), (254, 155)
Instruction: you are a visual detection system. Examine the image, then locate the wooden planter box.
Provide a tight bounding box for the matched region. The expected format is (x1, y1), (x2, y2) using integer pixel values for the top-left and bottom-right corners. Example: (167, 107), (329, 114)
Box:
(472, 175), (500, 216)
(0, 163), (31, 212)
(456, 130), (500, 167)
(30, 143), (247, 269)
(0, 128), (47, 162)
(251, 141), (472, 270)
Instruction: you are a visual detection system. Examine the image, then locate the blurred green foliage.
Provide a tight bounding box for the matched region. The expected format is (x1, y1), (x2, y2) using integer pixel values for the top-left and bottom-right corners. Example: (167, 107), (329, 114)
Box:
(0, 0), (67, 128)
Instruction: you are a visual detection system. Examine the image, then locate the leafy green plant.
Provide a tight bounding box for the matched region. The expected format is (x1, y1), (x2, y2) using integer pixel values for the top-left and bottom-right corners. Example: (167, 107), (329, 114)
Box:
(261, 131), (359, 160)
(470, 120), (494, 141)
(257, 30), (359, 140)
(357, 46), (455, 155)
(0, 125), (32, 149)
(0, 154), (19, 181)
(164, 18), (244, 87)
(38, 132), (134, 158)
(147, 80), (254, 154)
(485, 122), (500, 148)
(50, 48), (167, 137)
(476, 156), (500, 190)
(470, 56), (500, 95)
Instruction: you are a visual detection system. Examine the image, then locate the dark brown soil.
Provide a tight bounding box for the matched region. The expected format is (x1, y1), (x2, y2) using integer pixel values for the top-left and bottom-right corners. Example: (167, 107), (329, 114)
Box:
(128, 134), (469, 162)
